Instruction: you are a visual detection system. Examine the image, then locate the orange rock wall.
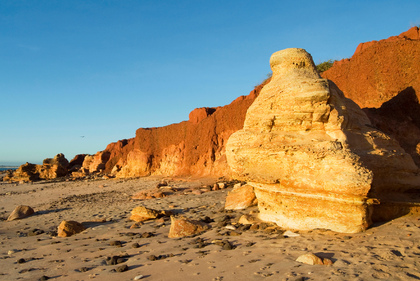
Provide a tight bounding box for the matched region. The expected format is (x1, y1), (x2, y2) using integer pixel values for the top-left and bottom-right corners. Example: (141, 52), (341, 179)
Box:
(322, 27), (420, 166)
(322, 27), (420, 109)
(103, 84), (265, 177)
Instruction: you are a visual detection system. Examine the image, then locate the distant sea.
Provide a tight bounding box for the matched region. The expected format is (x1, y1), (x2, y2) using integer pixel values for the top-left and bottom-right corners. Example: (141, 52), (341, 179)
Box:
(0, 167), (18, 172)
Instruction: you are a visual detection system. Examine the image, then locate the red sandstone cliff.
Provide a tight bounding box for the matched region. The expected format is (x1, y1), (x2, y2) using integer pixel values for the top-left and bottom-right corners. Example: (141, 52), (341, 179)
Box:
(322, 27), (420, 166)
(101, 82), (267, 178)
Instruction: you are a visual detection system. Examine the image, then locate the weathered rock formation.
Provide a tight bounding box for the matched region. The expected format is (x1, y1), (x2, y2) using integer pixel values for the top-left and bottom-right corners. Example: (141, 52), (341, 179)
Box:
(82, 151), (110, 174)
(322, 27), (420, 166)
(4, 154), (69, 182)
(101, 84), (265, 178)
(226, 48), (420, 233)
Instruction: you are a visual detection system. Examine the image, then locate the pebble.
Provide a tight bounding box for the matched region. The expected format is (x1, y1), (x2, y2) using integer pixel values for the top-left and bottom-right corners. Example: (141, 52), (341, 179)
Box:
(283, 230), (300, 237)
(109, 240), (123, 247)
(116, 264), (128, 272)
(134, 275), (144, 280)
(225, 225), (236, 230)
(106, 256), (126, 265)
(8, 249), (18, 255)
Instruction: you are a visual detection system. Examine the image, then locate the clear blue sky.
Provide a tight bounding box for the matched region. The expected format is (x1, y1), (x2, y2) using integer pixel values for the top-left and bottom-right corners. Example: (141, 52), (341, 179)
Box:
(1, 1), (419, 165)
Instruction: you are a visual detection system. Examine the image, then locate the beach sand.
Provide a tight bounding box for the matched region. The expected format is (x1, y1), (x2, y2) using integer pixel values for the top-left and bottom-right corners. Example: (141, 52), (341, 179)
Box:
(1, 176), (419, 281)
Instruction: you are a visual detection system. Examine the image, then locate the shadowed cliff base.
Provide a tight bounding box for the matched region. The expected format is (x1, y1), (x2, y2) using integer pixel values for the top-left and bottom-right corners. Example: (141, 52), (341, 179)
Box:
(363, 86), (420, 167)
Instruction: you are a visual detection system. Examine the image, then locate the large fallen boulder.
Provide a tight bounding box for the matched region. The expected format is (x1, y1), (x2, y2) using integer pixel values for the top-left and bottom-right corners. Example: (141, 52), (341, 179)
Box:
(226, 48), (420, 233)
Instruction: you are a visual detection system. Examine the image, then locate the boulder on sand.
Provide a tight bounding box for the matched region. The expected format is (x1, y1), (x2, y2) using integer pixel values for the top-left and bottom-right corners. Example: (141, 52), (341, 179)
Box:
(168, 216), (210, 238)
(7, 205), (35, 221)
(57, 220), (86, 237)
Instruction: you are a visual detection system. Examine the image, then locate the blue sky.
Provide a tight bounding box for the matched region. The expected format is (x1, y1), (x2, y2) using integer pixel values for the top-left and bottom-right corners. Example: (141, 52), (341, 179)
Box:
(1, 0), (419, 165)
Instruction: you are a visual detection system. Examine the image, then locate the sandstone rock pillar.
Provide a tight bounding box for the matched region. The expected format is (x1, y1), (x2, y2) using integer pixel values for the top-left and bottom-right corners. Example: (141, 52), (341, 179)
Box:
(226, 48), (420, 233)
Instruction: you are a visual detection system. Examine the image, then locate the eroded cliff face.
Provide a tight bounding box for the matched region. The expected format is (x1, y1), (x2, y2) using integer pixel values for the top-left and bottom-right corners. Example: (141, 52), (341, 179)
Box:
(226, 48), (420, 233)
(102, 84), (264, 178)
(322, 27), (420, 166)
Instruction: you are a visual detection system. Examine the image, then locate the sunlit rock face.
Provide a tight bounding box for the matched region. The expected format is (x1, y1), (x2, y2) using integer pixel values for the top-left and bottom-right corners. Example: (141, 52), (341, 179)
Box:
(226, 48), (420, 233)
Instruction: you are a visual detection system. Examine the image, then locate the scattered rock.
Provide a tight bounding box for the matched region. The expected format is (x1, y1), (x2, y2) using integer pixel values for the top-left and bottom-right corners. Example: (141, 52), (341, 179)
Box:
(168, 216), (210, 238)
(296, 253), (333, 266)
(28, 229), (44, 236)
(116, 264), (128, 272)
(132, 190), (166, 200)
(129, 206), (167, 222)
(76, 267), (90, 272)
(156, 180), (168, 188)
(106, 256), (126, 265)
(57, 220), (86, 237)
(224, 184), (257, 210)
(7, 205), (35, 221)
(283, 230), (300, 237)
(147, 253), (173, 261)
(212, 239), (235, 250)
(238, 214), (261, 225)
(109, 240), (123, 247)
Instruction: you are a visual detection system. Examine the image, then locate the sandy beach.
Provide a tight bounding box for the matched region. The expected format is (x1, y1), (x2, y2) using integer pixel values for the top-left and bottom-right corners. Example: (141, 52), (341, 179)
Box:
(0, 176), (419, 281)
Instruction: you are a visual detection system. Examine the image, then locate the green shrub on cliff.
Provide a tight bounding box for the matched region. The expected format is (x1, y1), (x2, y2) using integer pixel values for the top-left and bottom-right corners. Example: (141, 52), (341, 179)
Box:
(316, 60), (335, 73)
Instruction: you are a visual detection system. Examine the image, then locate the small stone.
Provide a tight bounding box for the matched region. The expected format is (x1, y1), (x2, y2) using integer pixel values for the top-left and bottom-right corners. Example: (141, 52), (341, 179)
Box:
(39, 276), (49, 281)
(168, 216), (210, 238)
(296, 253), (324, 265)
(156, 180), (168, 188)
(147, 255), (157, 261)
(134, 275), (144, 280)
(7, 205), (35, 221)
(132, 243), (140, 248)
(222, 240), (234, 250)
(57, 221), (86, 237)
(141, 232), (154, 238)
(109, 240), (123, 247)
(116, 264), (128, 272)
(130, 206), (166, 222)
(283, 230), (300, 237)
(191, 190), (202, 195)
(106, 256), (125, 265)
(17, 258), (26, 264)
(238, 214), (261, 225)
(245, 242), (255, 247)
(28, 229), (44, 236)
(8, 249), (17, 255)
(130, 222), (143, 229)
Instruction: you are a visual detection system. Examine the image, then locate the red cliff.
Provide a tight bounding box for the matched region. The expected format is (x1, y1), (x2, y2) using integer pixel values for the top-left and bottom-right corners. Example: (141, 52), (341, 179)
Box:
(322, 27), (420, 166)
(102, 82), (267, 178)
